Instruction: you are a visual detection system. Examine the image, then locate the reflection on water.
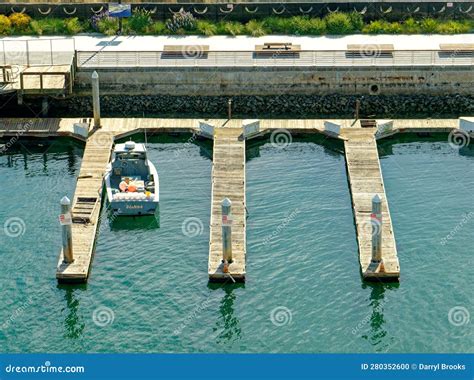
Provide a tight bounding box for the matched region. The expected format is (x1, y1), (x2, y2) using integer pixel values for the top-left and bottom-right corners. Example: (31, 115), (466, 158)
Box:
(58, 285), (86, 340)
(209, 283), (244, 347)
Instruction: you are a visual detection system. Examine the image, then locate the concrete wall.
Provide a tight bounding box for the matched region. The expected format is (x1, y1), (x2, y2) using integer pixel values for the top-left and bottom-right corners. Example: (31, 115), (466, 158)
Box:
(75, 66), (474, 97)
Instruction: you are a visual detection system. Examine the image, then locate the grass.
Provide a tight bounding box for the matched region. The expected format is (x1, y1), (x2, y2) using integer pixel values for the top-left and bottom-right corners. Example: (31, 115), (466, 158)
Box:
(0, 11), (472, 37)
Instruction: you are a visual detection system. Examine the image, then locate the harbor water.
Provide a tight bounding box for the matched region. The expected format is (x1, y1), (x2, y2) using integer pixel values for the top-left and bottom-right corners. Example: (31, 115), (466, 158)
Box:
(0, 134), (472, 353)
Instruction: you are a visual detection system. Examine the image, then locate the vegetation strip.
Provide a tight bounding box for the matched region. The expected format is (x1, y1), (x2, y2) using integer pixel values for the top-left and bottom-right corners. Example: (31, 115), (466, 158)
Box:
(0, 9), (472, 36)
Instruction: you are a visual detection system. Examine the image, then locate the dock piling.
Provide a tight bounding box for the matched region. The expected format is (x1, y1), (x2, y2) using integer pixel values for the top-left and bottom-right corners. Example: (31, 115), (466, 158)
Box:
(371, 194), (383, 264)
(60, 196), (74, 264)
(227, 99), (232, 120)
(222, 198), (233, 271)
(91, 71), (101, 128)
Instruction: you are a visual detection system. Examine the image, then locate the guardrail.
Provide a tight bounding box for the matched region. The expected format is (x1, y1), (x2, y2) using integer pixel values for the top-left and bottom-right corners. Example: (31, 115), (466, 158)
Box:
(77, 49), (474, 68)
(1, 38), (75, 66)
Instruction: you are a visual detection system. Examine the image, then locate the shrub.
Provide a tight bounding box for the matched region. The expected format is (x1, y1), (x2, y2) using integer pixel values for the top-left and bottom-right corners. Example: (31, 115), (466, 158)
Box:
(325, 12), (353, 34)
(29, 18), (66, 35)
(245, 19), (267, 37)
(64, 17), (83, 35)
(363, 20), (402, 34)
(348, 12), (364, 32)
(146, 21), (166, 35)
(308, 18), (326, 35)
(196, 20), (217, 36)
(436, 20), (470, 34)
(263, 16), (290, 34)
(218, 21), (244, 36)
(128, 8), (152, 34)
(96, 14), (118, 35)
(420, 18), (438, 33)
(0, 15), (11, 35)
(166, 9), (196, 33)
(402, 18), (419, 34)
(9, 12), (31, 31)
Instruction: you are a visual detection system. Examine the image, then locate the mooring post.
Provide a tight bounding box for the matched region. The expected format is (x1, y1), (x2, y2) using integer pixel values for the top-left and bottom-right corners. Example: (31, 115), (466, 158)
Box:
(371, 194), (383, 264)
(60, 196), (74, 264)
(222, 198), (233, 272)
(355, 99), (361, 120)
(91, 71), (101, 128)
(227, 98), (232, 120)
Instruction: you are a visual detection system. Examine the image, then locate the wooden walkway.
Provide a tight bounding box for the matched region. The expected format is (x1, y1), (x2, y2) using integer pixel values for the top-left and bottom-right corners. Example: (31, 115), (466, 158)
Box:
(56, 129), (114, 282)
(343, 129), (400, 280)
(208, 123), (246, 281)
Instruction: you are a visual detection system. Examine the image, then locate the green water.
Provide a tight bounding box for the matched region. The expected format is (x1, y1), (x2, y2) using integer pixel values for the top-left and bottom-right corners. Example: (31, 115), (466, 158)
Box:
(0, 134), (472, 353)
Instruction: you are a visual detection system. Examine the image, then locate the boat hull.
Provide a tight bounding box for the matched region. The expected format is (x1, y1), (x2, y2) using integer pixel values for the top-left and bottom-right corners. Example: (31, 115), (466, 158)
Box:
(110, 199), (158, 216)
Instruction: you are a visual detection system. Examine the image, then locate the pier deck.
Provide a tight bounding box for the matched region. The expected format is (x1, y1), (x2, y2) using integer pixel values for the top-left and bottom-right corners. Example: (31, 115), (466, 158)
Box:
(56, 128), (114, 282)
(208, 123), (246, 281)
(343, 128), (400, 280)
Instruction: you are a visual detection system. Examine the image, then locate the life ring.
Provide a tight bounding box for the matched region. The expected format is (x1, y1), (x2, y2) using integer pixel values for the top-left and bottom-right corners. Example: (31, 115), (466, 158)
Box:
(169, 7), (184, 15)
(63, 6), (77, 16)
(148, 6), (157, 14)
(194, 6), (208, 15)
(91, 6), (104, 14)
(380, 6), (392, 14)
(272, 6), (286, 15)
(299, 6), (313, 14)
(38, 7), (52, 15)
(433, 5), (445, 13)
(11, 6), (26, 14)
(327, 6), (339, 13)
(219, 5), (234, 14)
(245, 6), (258, 14)
(407, 6), (420, 13)
(354, 6), (367, 15)
(459, 5), (473, 13)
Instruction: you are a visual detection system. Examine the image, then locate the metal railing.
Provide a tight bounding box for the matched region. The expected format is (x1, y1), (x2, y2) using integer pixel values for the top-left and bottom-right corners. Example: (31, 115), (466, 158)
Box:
(1, 38), (75, 66)
(76, 49), (474, 68)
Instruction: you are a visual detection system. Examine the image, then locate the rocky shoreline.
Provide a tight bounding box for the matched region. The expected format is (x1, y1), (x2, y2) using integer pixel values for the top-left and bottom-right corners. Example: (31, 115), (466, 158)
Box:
(2, 94), (474, 118)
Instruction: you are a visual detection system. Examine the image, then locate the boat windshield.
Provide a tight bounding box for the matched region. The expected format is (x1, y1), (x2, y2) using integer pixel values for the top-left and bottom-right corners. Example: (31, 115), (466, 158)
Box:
(116, 152), (146, 160)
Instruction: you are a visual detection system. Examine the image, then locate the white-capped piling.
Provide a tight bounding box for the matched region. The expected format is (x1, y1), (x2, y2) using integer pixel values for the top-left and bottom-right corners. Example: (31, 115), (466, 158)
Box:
(227, 98), (232, 120)
(91, 71), (101, 128)
(222, 198), (233, 270)
(60, 196), (74, 264)
(371, 194), (382, 263)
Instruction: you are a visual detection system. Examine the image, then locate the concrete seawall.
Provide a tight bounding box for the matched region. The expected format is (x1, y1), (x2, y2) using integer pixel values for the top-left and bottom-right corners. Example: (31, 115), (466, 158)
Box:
(75, 66), (473, 97)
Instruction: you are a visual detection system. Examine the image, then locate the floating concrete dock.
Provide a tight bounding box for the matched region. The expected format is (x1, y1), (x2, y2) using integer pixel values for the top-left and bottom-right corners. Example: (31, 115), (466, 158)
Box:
(208, 122), (246, 282)
(56, 128), (114, 282)
(343, 128), (400, 280)
(0, 117), (471, 283)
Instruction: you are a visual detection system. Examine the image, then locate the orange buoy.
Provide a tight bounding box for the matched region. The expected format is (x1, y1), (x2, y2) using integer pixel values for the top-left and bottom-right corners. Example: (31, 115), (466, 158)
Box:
(128, 185), (137, 192)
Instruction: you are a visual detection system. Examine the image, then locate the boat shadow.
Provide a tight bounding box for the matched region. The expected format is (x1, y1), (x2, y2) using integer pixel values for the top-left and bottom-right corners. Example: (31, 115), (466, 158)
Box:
(107, 207), (160, 231)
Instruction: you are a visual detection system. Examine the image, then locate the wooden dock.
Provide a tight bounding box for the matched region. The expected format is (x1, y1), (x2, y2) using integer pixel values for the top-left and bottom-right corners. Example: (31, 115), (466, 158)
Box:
(343, 128), (400, 280)
(56, 128), (114, 282)
(1, 116), (468, 283)
(208, 122), (246, 281)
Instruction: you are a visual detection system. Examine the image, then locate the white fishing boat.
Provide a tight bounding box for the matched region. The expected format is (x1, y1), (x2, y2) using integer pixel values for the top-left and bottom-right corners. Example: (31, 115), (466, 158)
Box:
(104, 141), (159, 216)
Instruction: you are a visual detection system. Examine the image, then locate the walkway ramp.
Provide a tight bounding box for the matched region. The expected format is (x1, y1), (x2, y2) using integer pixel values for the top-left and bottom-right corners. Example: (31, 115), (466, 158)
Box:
(56, 129), (114, 283)
(208, 123), (246, 281)
(343, 128), (400, 280)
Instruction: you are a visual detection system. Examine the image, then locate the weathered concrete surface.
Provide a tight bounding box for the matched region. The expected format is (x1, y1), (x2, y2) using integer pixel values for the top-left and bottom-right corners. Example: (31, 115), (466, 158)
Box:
(74, 66), (473, 97)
